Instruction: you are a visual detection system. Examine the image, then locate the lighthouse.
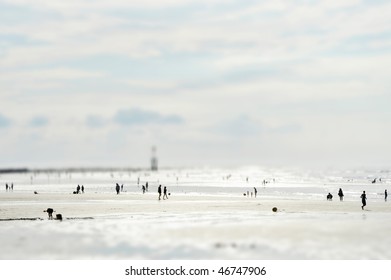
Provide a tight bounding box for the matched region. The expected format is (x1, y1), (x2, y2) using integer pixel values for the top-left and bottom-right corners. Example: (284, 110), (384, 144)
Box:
(151, 146), (158, 171)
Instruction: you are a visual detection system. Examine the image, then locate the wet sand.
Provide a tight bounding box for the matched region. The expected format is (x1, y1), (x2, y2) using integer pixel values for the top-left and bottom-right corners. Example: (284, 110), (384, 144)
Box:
(1, 191), (391, 259)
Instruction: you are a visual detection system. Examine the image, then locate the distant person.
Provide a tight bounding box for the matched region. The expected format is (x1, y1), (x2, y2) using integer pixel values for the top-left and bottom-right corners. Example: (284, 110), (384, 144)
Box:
(327, 193), (333, 201)
(142, 185), (146, 194)
(254, 187), (258, 198)
(163, 186), (168, 200)
(146, 182), (149, 192)
(116, 183), (120, 195)
(158, 185), (162, 200)
(361, 191), (367, 210)
(10, 183), (13, 191)
(385, 189), (388, 202)
(44, 208), (55, 220)
(372, 178), (376, 184)
(121, 184), (123, 192)
(5, 183), (8, 192)
(81, 185), (84, 193)
(76, 185), (81, 194)
(338, 188), (344, 201)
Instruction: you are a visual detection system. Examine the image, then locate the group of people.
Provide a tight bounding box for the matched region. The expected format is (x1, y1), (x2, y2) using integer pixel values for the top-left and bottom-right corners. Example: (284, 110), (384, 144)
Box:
(142, 182), (149, 194)
(157, 185), (169, 200)
(74, 185), (85, 194)
(244, 187), (258, 198)
(5, 183), (14, 191)
(115, 183), (124, 194)
(326, 188), (388, 210)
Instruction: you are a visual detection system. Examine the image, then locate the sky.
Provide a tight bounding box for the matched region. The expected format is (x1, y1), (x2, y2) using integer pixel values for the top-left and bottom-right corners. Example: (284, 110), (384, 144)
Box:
(1, 0), (391, 169)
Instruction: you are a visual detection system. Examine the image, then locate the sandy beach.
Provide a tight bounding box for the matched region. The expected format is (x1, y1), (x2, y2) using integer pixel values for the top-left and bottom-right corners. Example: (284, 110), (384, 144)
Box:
(1, 182), (391, 260)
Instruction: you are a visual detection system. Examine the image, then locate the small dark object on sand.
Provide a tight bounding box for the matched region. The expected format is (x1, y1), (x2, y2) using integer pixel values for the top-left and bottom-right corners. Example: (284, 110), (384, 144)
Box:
(34, 191), (38, 194)
(272, 207), (278, 212)
(56, 214), (63, 221)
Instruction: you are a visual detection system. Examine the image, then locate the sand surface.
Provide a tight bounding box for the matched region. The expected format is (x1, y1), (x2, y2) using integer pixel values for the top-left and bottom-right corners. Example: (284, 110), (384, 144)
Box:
(1, 191), (391, 260)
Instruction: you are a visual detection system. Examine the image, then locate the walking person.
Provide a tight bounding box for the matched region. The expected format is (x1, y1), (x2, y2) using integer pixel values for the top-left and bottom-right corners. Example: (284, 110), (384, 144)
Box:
(158, 185), (162, 200)
(385, 189), (388, 202)
(361, 191), (367, 210)
(116, 183), (120, 195)
(163, 186), (168, 200)
(338, 188), (344, 201)
(254, 187), (258, 198)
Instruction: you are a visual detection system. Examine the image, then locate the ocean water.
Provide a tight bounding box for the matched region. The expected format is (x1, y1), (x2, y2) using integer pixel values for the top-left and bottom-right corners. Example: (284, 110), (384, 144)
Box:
(1, 166), (389, 200)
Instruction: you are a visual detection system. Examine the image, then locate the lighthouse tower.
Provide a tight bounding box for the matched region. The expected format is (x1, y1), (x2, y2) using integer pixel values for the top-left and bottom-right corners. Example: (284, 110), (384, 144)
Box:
(151, 146), (158, 171)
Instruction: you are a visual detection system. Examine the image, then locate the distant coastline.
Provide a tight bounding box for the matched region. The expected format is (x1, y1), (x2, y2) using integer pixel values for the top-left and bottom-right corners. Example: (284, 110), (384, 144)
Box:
(0, 167), (147, 174)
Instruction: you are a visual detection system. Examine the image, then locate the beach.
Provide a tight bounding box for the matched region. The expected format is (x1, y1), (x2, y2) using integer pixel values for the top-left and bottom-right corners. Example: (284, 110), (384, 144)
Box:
(1, 168), (391, 260)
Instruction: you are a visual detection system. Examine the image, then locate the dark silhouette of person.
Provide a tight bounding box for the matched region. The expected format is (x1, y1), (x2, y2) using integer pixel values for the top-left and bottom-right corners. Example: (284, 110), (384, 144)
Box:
(5, 183), (8, 192)
(76, 185), (81, 194)
(10, 183), (13, 191)
(158, 185), (162, 200)
(163, 186), (168, 200)
(327, 193), (333, 201)
(81, 185), (84, 193)
(385, 189), (388, 202)
(116, 183), (120, 194)
(254, 187), (258, 198)
(44, 208), (55, 220)
(146, 182), (148, 192)
(142, 185), (145, 194)
(361, 191), (367, 210)
(121, 184), (123, 192)
(338, 188), (344, 201)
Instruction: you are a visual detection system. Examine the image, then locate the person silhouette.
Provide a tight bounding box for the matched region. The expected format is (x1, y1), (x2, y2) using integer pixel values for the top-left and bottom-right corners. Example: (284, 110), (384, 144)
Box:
(361, 191), (367, 210)
(327, 193), (333, 201)
(338, 188), (344, 201)
(44, 208), (55, 220)
(116, 183), (120, 195)
(385, 189), (388, 202)
(254, 187), (258, 198)
(158, 185), (162, 200)
(163, 186), (168, 200)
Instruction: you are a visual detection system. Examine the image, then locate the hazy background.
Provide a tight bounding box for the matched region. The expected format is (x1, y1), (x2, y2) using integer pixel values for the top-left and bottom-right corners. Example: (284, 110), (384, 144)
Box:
(1, 0), (390, 169)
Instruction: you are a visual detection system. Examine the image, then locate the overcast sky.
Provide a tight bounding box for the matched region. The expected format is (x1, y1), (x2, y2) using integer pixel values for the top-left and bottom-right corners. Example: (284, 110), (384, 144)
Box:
(1, 0), (391, 169)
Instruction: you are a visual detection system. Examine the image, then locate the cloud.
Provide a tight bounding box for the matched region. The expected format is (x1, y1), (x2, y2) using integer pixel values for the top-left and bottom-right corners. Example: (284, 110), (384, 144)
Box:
(0, 113), (11, 128)
(29, 116), (49, 127)
(86, 115), (107, 128)
(113, 108), (183, 126)
(213, 115), (262, 136)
